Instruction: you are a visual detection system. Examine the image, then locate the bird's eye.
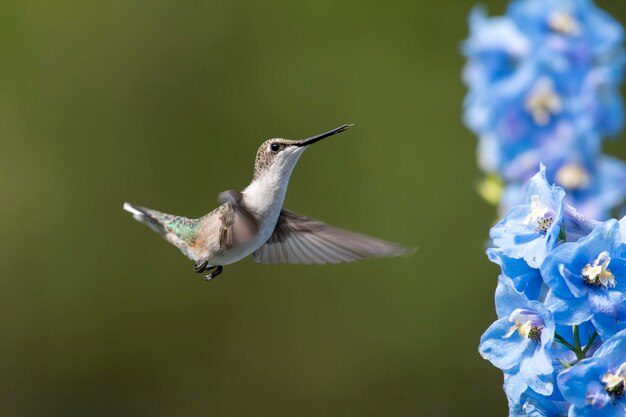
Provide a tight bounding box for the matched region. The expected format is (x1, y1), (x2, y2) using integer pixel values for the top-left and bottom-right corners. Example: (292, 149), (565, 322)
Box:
(270, 143), (281, 152)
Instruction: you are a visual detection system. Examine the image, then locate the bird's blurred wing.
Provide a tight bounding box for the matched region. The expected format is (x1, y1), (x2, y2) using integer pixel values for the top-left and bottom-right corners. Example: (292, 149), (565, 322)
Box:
(217, 190), (259, 250)
(253, 209), (414, 264)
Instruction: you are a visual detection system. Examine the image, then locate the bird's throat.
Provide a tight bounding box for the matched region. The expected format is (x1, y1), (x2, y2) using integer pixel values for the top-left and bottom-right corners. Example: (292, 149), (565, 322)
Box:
(244, 147), (304, 235)
(242, 172), (291, 225)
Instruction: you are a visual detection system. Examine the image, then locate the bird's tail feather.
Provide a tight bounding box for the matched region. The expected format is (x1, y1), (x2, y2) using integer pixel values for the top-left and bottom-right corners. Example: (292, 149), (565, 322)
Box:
(123, 202), (170, 235)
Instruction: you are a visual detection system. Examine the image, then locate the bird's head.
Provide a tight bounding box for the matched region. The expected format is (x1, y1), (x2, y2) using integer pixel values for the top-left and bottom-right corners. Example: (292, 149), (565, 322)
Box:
(252, 124), (353, 181)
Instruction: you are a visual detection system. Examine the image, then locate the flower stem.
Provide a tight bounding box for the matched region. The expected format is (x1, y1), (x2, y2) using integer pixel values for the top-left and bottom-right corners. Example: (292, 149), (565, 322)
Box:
(572, 325), (585, 360)
(573, 325), (581, 350)
(555, 327), (596, 362)
(581, 331), (599, 357)
(554, 333), (577, 352)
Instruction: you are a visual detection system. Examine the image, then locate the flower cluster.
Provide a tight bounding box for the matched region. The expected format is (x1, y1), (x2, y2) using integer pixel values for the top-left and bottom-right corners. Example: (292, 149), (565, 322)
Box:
(480, 166), (626, 416)
(463, 0), (626, 220)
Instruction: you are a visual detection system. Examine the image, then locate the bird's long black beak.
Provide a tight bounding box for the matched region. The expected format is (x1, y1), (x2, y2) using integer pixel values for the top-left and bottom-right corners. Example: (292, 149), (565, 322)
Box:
(295, 124), (354, 147)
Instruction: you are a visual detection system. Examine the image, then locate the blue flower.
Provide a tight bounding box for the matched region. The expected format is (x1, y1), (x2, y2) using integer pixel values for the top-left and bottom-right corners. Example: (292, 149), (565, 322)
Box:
(463, 6), (531, 91)
(507, 389), (570, 417)
(497, 201), (600, 242)
(566, 156), (626, 221)
(558, 329), (626, 417)
(506, 0), (625, 138)
(480, 276), (555, 402)
(467, 66), (589, 181)
(469, 2), (626, 415)
(506, 0), (625, 59)
(541, 220), (626, 338)
(463, 0), (626, 209)
(491, 166), (565, 268)
(500, 156), (626, 221)
(487, 248), (544, 300)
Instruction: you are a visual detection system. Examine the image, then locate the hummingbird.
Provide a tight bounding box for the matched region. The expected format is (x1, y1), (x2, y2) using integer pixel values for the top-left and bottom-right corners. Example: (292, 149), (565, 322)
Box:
(123, 124), (412, 281)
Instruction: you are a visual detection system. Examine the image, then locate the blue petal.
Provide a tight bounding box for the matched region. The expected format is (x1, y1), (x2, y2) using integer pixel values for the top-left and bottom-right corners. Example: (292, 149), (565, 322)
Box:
(609, 258), (626, 293)
(525, 165), (566, 214)
(495, 275), (533, 318)
(557, 357), (605, 408)
(568, 403), (624, 417)
(591, 312), (626, 341)
(559, 264), (589, 299)
(591, 328), (626, 367)
(480, 318), (533, 371)
(488, 249), (544, 300)
(619, 216), (626, 245)
(577, 221), (620, 260)
(563, 205), (602, 242)
(544, 290), (592, 325)
(541, 245), (579, 298)
(522, 397), (570, 417)
(504, 372), (529, 405)
(519, 348), (553, 396)
(588, 290), (623, 316)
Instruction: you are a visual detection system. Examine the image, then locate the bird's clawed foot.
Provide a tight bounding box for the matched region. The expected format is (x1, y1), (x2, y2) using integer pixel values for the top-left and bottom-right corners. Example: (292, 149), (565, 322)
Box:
(194, 260), (209, 273)
(193, 261), (223, 281)
(204, 265), (223, 281)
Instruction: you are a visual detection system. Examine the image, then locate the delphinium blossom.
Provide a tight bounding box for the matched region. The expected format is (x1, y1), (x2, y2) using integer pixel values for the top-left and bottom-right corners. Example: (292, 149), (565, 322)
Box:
(480, 167), (626, 416)
(463, 0), (626, 220)
(558, 329), (626, 416)
(463, 1), (626, 415)
(479, 275), (555, 403)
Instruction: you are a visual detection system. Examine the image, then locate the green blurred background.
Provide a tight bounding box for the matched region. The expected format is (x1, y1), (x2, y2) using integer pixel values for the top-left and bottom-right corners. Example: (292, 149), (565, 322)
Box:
(1, 1), (626, 416)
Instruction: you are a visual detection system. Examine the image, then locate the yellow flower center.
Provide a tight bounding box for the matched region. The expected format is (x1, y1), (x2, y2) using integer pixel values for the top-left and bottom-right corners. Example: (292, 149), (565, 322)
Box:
(548, 11), (581, 36)
(525, 78), (563, 126)
(526, 195), (553, 233)
(504, 309), (543, 342)
(555, 164), (590, 190)
(582, 252), (615, 288)
(602, 363), (626, 398)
